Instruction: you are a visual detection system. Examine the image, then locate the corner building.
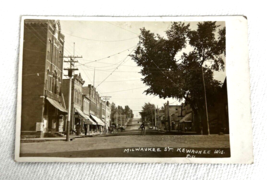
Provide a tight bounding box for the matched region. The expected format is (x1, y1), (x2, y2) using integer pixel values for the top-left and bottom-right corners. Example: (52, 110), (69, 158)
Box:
(21, 19), (67, 138)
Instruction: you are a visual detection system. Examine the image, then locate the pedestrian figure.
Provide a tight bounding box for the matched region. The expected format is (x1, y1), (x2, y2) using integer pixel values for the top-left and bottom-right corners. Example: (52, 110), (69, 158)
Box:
(84, 124), (87, 136)
(139, 122), (146, 135)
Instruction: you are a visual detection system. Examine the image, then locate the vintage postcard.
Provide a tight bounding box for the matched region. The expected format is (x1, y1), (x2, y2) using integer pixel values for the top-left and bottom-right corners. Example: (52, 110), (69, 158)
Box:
(15, 16), (253, 163)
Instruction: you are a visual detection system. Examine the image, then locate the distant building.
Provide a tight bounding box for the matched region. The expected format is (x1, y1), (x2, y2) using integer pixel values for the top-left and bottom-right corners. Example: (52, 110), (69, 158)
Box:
(105, 101), (111, 129)
(156, 109), (165, 130)
(62, 74), (92, 135)
(21, 19), (67, 138)
(82, 85), (105, 133)
(101, 100), (106, 125)
(178, 103), (196, 132)
(167, 105), (182, 130)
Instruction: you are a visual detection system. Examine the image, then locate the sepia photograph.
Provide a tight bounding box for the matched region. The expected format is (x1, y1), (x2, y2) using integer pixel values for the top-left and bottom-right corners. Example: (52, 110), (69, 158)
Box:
(15, 16), (252, 163)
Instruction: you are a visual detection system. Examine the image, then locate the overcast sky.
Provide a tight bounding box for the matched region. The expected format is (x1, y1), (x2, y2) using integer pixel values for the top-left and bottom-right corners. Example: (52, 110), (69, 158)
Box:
(60, 21), (225, 118)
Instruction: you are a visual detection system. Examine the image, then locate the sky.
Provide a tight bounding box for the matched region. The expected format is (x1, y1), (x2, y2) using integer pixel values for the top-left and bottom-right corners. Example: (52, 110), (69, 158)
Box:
(60, 20), (225, 118)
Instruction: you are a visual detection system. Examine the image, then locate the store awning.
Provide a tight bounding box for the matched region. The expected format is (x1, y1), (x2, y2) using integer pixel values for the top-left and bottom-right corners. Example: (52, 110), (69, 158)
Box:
(47, 97), (67, 113)
(90, 114), (105, 126)
(180, 113), (192, 123)
(85, 115), (97, 125)
(75, 108), (96, 125)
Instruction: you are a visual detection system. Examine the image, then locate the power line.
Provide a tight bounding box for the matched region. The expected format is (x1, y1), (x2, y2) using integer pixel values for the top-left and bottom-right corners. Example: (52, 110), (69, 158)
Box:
(101, 86), (146, 94)
(77, 64), (202, 72)
(76, 45), (137, 65)
(77, 55), (127, 70)
(62, 32), (138, 42)
(110, 97), (157, 99)
(25, 25), (75, 57)
(77, 61), (133, 69)
(79, 66), (93, 84)
(105, 22), (139, 35)
(24, 26), (47, 46)
(94, 79), (141, 83)
(96, 48), (136, 88)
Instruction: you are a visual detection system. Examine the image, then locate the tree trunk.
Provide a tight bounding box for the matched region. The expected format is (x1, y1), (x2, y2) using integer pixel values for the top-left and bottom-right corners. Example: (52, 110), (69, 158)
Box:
(192, 107), (201, 134)
(199, 107), (208, 135)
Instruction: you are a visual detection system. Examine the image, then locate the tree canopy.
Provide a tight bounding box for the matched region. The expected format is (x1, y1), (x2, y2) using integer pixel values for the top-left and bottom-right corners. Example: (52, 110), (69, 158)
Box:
(110, 103), (134, 124)
(130, 21), (226, 134)
(139, 102), (156, 124)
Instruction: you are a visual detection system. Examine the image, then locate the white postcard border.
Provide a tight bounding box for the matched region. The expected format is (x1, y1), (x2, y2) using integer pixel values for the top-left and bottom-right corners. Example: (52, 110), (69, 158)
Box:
(15, 16), (253, 164)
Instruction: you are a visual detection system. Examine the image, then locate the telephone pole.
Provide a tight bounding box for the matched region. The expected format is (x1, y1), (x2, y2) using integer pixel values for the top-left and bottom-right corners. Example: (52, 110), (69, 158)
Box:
(154, 106), (156, 129)
(201, 66), (210, 135)
(63, 43), (82, 141)
(93, 68), (95, 87)
(166, 101), (170, 132)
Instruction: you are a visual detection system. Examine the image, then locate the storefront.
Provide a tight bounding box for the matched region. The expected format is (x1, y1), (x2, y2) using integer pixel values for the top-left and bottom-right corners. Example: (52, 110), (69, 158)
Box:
(44, 97), (68, 134)
(90, 114), (105, 133)
(74, 108), (96, 135)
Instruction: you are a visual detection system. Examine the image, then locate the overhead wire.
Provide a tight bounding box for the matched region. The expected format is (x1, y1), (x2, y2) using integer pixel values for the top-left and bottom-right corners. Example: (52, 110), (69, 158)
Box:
(105, 22), (139, 35)
(76, 45), (137, 65)
(100, 86), (147, 94)
(96, 47), (136, 88)
(62, 32), (138, 42)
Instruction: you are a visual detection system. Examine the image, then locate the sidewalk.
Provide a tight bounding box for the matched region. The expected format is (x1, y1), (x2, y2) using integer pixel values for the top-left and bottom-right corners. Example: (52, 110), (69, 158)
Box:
(21, 133), (103, 143)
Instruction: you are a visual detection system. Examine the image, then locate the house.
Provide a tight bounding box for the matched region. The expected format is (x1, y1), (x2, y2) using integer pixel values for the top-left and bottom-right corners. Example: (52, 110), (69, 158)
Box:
(178, 103), (196, 132)
(168, 105), (183, 130)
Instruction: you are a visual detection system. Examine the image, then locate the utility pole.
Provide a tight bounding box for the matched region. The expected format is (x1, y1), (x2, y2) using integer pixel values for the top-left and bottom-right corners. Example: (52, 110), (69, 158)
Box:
(93, 68), (95, 87)
(63, 43), (82, 141)
(167, 101), (170, 132)
(119, 108), (121, 127)
(154, 106), (157, 129)
(157, 105), (159, 130)
(201, 66), (210, 135)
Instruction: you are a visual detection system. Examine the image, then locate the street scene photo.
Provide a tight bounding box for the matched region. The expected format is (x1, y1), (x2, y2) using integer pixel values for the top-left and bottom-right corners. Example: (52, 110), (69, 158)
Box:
(18, 18), (229, 158)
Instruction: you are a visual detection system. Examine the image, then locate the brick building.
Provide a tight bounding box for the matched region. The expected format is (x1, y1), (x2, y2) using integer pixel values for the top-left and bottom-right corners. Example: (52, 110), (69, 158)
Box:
(101, 100), (106, 124)
(82, 85), (105, 133)
(21, 19), (67, 138)
(62, 74), (96, 135)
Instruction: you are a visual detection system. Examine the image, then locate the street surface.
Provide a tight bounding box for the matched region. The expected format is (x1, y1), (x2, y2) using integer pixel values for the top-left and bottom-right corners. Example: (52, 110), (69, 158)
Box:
(20, 118), (230, 158)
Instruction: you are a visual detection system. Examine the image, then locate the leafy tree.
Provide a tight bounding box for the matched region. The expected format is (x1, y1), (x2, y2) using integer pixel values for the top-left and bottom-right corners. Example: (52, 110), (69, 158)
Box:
(110, 102), (117, 123)
(124, 105), (130, 118)
(140, 103), (156, 125)
(124, 105), (134, 119)
(186, 22), (225, 134)
(131, 21), (225, 134)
